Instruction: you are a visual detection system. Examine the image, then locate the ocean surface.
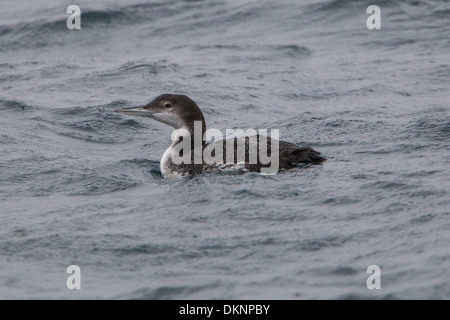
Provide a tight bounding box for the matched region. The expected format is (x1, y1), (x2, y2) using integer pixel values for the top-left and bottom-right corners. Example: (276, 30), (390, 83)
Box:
(0, 0), (449, 299)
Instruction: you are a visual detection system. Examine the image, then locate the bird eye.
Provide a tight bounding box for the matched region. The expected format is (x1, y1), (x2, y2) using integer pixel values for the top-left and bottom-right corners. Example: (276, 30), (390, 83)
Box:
(164, 102), (172, 108)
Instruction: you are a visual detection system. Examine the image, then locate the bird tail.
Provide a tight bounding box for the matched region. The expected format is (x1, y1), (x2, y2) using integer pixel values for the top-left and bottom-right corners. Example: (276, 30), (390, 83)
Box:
(291, 147), (326, 165)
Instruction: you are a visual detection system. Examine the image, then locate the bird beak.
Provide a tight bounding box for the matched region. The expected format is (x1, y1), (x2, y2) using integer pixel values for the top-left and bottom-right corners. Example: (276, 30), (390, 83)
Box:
(115, 106), (155, 117)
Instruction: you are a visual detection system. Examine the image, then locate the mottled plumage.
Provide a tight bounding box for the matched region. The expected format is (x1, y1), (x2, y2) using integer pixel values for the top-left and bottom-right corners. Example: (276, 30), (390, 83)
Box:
(116, 94), (326, 178)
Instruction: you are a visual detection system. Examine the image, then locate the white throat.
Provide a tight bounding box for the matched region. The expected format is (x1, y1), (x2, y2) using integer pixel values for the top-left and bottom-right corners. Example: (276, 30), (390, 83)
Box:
(160, 128), (192, 178)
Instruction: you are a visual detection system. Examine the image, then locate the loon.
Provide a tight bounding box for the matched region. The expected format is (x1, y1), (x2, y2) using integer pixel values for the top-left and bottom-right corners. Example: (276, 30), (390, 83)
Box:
(115, 94), (325, 178)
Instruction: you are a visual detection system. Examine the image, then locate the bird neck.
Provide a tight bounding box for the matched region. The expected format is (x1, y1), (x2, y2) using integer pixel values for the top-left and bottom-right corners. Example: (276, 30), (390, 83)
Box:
(170, 120), (206, 150)
(173, 119), (206, 149)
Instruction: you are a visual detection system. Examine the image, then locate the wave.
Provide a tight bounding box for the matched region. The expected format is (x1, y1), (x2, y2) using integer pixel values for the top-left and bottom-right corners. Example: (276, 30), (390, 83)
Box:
(0, 1), (181, 52)
(122, 282), (221, 300)
(0, 99), (34, 111)
(45, 100), (150, 144)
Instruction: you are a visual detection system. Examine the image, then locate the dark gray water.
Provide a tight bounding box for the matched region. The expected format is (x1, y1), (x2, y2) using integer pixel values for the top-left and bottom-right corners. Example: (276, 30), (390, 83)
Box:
(1, 0), (449, 299)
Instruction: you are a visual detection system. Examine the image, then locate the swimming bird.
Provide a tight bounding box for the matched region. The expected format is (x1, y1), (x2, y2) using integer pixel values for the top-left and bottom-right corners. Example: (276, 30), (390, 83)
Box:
(115, 94), (325, 178)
